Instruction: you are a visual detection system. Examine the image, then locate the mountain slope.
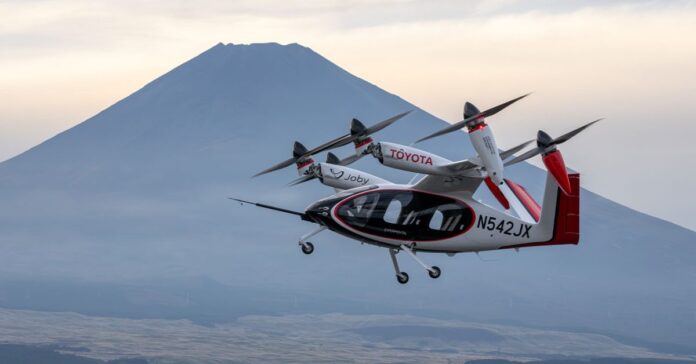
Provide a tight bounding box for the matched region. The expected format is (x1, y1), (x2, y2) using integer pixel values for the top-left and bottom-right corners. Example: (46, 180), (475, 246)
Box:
(0, 42), (694, 351)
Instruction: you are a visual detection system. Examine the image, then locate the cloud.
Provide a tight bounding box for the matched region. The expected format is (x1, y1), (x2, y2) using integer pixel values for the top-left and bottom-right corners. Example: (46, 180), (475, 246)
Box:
(1, 0), (695, 230)
(2, 0), (693, 55)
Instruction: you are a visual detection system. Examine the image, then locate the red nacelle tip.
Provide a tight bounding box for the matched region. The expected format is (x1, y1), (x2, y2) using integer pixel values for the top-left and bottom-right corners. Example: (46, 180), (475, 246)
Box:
(542, 150), (572, 195)
(354, 137), (373, 148)
(468, 123), (487, 133)
(296, 159), (314, 169)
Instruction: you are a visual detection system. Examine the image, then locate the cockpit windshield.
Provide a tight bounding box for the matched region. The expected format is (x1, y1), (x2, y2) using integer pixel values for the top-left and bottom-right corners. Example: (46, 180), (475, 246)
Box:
(339, 192), (380, 227)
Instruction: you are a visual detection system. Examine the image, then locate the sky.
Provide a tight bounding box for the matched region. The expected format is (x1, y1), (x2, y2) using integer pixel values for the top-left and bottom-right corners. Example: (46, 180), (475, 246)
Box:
(1, 0), (695, 230)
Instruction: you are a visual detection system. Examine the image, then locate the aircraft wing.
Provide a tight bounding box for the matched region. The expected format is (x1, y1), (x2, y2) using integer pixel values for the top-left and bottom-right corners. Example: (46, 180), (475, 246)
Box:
(412, 140), (534, 194)
(413, 173), (484, 194)
(434, 139), (532, 175)
(438, 158), (481, 174)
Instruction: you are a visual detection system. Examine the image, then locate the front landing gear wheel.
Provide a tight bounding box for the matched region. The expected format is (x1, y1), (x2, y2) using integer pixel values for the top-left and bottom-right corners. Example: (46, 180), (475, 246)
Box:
(301, 242), (314, 255)
(428, 266), (441, 279)
(396, 272), (409, 284)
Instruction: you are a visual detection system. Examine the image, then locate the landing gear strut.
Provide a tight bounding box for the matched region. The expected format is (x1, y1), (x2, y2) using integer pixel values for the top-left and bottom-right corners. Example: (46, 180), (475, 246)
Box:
(298, 226), (326, 255)
(400, 244), (442, 280)
(389, 248), (409, 284)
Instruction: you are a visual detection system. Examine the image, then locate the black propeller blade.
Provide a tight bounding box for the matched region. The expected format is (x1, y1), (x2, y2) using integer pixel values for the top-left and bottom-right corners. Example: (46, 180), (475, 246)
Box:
(254, 110), (411, 177)
(504, 119), (602, 166)
(499, 139), (534, 161)
(365, 110), (412, 135)
(288, 174), (316, 186)
(325, 151), (341, 165)
(416, 93), (530, 143)
(503, 147), (542, 167)
(252, 157), (297, 178)
(553, 118), (601, 144)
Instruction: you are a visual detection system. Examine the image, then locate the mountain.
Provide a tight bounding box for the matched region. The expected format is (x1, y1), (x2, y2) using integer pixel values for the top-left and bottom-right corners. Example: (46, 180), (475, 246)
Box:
(0, 42), (694, 352)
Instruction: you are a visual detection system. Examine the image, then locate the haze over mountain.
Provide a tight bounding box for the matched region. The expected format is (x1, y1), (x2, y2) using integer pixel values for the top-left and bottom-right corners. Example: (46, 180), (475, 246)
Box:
(0, 43), (694, 352)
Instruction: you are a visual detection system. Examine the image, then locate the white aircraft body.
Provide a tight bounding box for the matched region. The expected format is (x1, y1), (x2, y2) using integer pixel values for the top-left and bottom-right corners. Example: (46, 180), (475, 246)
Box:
(236, 95), (600, 284)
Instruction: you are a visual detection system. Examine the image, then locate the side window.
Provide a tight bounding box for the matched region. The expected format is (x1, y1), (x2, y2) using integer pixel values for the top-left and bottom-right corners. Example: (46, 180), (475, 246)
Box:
(429, 210), (444, 230)
(383, 199), (402, 224)
(429, 204), (466, 231)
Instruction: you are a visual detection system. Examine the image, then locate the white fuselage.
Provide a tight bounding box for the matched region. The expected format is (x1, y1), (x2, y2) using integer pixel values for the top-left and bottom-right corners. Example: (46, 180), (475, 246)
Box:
(306, 180), (560, 253)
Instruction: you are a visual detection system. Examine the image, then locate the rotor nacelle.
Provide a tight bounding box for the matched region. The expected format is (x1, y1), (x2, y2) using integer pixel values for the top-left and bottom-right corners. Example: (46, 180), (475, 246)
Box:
(288, 151), (387, 190)
(463, 102), (484, 130)
(317, 163), (387, 190)
(416, 95), (530, 186)
(464, 102), (505, 185)
(293, 141), (315, 176)
(537, 130), (571, 195)
(350, 118), (375, 156)
(504, 120), (602, 195)
(376, 142), (451, 175)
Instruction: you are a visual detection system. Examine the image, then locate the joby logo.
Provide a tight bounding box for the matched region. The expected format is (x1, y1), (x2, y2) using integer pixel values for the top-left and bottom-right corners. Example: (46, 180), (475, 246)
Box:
(329, 168), (370, 185)
(329, 168), (345, 179)
(388, 148), (433, 165)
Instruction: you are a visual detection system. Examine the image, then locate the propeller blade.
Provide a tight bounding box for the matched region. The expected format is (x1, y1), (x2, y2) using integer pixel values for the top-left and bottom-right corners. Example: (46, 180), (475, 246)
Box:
(305, 134), (354, 156)
(416, 93), (530, 143)
(500, 139), (534, 161)
(537, 130), (555, 148)
(288, 174), (316, 186)
(477, 93), (530, 120)
(503, 147), (542, 167)
(253, 157), (297, 177)
(305, 110), (412, 155)
(326, 152), (361, 166)
(325, 152), (341, 165)
(553, 118), (603, 145)
(256, 135), (353, 177)
(365, 110), (413, 136)
(338, 154), (362, 166)
(414, 121), (464, 143)
(255, 111), (410, 177)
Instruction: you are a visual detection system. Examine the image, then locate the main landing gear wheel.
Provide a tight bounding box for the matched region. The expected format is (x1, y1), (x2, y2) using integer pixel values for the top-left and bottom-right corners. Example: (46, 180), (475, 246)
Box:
(428, 266), (441, 279)
(396, 272), (409, 284)
(301, 242), (314, 255)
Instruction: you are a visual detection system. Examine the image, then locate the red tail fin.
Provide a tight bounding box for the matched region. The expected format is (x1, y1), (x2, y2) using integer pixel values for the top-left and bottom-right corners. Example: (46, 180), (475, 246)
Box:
(500, 173), (580, 250)
(551, 173), (580, 244)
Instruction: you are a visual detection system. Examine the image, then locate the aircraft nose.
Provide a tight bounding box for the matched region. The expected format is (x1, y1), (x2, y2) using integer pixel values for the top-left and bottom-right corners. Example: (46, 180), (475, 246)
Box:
(305, 203), (332, 222)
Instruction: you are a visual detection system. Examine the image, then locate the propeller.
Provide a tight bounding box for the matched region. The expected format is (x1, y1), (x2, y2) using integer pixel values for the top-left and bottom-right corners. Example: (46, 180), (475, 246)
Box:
(504, 119), (602, 167)
(253, 110), (411, 177)
(415, 94), (530, 143)
(287, 152), (364, 186)
(504, 118), (602, 195)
